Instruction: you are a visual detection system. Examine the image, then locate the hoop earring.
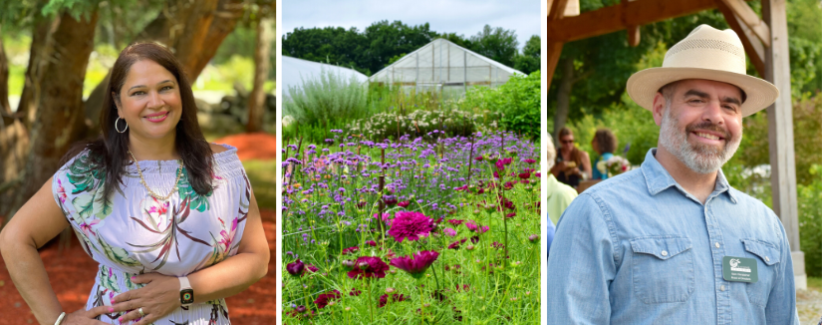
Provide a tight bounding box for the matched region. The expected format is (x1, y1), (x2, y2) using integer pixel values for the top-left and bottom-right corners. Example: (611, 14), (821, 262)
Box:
(115, 117), (128, 133)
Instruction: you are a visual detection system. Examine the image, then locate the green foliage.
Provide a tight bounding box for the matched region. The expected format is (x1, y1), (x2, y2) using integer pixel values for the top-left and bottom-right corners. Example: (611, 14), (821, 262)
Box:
(799, 165), (822, 276)
(469, 25), (519, 68)
(283, 68), (369, 135)
(463, 70), (541, 139)
(283, 20), (536, 76)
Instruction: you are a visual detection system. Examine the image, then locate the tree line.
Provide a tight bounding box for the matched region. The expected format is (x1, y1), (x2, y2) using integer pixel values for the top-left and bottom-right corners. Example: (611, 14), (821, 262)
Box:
(282, 20), (540, 76)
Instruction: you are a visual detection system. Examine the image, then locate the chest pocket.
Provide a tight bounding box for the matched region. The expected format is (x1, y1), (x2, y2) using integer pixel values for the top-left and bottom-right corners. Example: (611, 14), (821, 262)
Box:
(630, 237), (695, 304)
(741, 239), (781, 307)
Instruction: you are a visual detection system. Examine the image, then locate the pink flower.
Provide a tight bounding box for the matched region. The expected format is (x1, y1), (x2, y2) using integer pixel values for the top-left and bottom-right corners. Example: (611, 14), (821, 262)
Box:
(218, 217), (238, 252)
(518, 172), (531, 179)
(56, 179), (67, 203)
(524, 159), (537, 164)
(454, 184), (468, 191)
(366, 240), (377, 247)
(447, 219), (464, 226)
(147, 198), (170, 215)
(465, 221), (489, 234)
(347, 256), (389, 279)
(341, 246), (359, 255)
(389, 250), (440, 278)
(444, 228), (457, 237)
(397, 201), (410, 208)
(448, 238), (467, 250)
(79, 219), (100, 237)
(387, 211), (434, 243)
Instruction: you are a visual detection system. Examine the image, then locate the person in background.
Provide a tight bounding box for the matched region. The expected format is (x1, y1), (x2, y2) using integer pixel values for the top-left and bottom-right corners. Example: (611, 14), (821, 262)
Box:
(591, 128), (618, 180)
(545, 137), (578, 230)
(551, 127), (591, 189)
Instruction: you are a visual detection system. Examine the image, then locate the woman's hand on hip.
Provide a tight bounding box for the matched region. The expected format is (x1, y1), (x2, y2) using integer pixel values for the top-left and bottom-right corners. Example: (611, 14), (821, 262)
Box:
(63, 306), (114, 325)
(110, 273), (181, 324)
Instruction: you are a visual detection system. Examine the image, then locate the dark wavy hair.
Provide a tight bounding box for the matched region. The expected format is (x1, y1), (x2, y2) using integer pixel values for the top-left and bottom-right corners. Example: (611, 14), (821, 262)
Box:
(593, 128), (617, 154)
(63, 42), (214, 200)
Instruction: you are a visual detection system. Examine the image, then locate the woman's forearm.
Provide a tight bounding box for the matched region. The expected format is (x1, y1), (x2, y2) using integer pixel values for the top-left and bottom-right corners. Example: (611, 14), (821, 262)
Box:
(0, 236), (64, 325)
(187, 249), (269, 304)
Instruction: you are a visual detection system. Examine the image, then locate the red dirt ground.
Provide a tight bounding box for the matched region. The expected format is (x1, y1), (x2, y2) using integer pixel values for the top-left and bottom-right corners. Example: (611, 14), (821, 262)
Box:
(1, 133), (278, 324)
(214, 132), (278, 161)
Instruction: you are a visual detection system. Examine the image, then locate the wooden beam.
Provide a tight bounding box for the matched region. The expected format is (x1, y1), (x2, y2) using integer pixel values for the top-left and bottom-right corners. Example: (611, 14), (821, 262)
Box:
(547, 0), (722, 42)
(545, 41), (564, 91)
(719, 0), (771, 47)
(545, 0), (569, 91)
(716, 0), (766, 76)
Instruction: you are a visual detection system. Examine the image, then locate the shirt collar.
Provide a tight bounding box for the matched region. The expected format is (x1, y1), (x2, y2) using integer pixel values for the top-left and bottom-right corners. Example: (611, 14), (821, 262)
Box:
(640, 148), (737, 204)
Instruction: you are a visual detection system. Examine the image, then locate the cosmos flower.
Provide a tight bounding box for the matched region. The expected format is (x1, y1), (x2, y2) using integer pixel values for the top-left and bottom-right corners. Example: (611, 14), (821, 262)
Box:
(382, 195), (398, 207)
(287, 260), (305, 277)
(397, 201), (410, 208)
(347, 256), (389, 279)
(447, 219), (464, 226)
(465, 221), (489, 234)
(314, 290), (341, 309)
(341, 246), (359, 255)
(518, 172), (531, 179)
(448, 238), (467, 250)
(378, 293), (407, 308)
(444, 228), (457, 237)
(524, 158), (537, 164)
(387, 211), (434, 243)
(389, 250), (440, 278)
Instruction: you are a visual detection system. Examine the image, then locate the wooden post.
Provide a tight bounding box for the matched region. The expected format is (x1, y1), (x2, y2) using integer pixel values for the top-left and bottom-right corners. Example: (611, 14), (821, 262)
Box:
(762, 0), (805, 290)
(716, 0), (766, 76)
(545, 0), (570, 92)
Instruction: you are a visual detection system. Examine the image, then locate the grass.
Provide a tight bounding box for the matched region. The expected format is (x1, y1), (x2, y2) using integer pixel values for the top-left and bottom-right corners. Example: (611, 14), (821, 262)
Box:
(808, 277), (822, 291)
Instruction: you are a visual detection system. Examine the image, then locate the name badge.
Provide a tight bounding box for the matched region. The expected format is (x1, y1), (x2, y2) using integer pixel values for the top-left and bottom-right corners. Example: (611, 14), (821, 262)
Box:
(722, 256), (758, 283)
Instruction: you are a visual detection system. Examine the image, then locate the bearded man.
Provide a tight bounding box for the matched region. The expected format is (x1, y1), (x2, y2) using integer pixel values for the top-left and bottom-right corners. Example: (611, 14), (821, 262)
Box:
(545, 25), (798, 324)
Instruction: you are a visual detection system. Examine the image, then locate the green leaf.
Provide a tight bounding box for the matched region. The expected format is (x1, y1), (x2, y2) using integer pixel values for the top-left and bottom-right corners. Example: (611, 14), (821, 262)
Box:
(97, 237), (142, 268)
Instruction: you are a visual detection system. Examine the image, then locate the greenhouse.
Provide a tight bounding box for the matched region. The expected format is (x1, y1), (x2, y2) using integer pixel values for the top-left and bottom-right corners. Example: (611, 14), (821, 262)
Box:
(282, 55), (369, 99)
(369, 38), (524, 94)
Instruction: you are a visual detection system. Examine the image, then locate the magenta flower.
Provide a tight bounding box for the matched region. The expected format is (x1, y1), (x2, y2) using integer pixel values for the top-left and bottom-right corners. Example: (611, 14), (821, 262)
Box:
(465, 221), (489, 234)
(448, 238), (467, 250)
(314, 290), (341, 309)
(347, 256), (389, 279)
(382, 195), (398, 207)
(287, 259), (305, 277)
(389, 250), (440, 279)
(524, 158), (537, 164)
(447, 219), (464, 226)
(444, 228), (457, 237)
(387, 211), (434, 243)
(56, 179), (67, 203)
(341, 246), (359, 255)
(454, 184), (469, 191)
(518, 172), (531, 179)
(79, 219), (100, 237)
(397, 201), (410, 208)
(378, 293), (407, 307)
(218, 216), (238, 252)
(366, 240), (377, 247)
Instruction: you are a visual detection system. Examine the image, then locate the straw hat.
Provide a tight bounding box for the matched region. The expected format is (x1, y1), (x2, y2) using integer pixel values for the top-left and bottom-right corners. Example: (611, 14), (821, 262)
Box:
(626, 24), (778, 117)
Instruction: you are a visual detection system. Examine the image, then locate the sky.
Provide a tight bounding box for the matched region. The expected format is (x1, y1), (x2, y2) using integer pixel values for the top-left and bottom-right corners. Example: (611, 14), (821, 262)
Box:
(282, 0), (541, 50)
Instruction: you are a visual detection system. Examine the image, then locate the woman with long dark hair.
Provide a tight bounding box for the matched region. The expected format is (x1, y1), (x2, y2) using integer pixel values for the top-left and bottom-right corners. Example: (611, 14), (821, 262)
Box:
(0, 43), (269, 325)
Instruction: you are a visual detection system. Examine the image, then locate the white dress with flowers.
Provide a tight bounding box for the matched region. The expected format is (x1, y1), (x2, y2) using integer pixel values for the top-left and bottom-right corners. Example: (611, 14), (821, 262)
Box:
(51, 144), (250, 324)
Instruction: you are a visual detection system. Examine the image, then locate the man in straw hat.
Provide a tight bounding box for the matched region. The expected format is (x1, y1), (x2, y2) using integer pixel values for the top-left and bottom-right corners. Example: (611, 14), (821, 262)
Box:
(545, 25), (798, 324)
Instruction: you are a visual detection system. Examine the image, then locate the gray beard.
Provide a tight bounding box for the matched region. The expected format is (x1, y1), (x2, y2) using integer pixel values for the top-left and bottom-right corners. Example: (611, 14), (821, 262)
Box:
(658, 107), (742, 174)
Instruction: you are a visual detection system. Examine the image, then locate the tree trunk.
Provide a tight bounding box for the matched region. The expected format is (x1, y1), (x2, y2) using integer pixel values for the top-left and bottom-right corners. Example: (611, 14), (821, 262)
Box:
(83, 0), (243, 135)
(247, 17), (274, 133)
(2, 11), (99, 218)
(0, 26), (10, 115)
(553, 58), (574, 142)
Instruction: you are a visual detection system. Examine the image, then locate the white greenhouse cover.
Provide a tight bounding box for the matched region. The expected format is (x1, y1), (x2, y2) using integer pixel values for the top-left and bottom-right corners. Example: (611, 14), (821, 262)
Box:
(369, 38), (525, 93)
(282, 56), (369, 99)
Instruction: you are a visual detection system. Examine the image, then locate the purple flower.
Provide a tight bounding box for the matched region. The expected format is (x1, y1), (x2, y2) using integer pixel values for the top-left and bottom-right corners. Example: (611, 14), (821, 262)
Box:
(287, 259), (305, 277)
(389, 250), (440, 278)
(387, 211), (434, 243)
(347, 256), (389, 279)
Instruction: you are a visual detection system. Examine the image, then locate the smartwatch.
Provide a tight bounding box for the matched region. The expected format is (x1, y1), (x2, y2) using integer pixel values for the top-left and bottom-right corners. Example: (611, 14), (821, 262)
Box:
(179, 276), (194, 307)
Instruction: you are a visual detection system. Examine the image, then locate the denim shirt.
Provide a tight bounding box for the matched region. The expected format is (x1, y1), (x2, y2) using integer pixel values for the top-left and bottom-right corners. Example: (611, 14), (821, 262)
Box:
(546, 149), (798, 325)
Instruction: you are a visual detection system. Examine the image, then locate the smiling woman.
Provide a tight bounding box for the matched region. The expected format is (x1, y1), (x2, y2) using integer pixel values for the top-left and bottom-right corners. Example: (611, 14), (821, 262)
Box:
(0, 43), (270, 325)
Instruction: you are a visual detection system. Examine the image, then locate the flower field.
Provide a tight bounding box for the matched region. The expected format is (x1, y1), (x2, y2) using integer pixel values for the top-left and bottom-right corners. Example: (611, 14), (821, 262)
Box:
(282, 130), (541, 324)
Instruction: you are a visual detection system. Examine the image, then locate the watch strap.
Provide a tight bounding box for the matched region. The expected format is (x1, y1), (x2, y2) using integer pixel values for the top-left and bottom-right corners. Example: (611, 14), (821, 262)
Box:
(179, 276), (194, 306)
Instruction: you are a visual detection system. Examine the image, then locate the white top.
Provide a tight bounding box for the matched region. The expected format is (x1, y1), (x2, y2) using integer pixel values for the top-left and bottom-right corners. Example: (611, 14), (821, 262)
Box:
(51, 143), (250, 324)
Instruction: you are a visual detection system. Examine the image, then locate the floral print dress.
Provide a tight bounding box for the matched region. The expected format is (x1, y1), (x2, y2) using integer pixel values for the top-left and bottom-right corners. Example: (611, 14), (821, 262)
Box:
(52, 144), (250, 325)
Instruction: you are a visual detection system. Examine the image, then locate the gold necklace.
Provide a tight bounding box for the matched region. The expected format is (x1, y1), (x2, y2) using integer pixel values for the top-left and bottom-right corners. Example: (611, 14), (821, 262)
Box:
(128, 151), (184, 201)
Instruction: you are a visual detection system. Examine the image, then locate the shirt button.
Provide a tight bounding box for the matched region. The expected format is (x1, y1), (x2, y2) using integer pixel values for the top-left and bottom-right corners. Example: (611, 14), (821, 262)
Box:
(661, 250), (668, 256)
(765, 256), (770, 262)
(715, 242), (720, 248)
(720, 285), (726, 291)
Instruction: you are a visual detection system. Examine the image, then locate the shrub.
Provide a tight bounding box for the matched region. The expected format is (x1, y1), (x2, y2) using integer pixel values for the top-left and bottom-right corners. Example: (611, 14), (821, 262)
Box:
(799, 165), (822, 277)
(462, 70), (540, 139)
(344, 108), (502, 141)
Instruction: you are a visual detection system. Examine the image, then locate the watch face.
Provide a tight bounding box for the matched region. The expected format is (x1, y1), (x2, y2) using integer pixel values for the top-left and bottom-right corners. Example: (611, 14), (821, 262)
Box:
(181, 289), (194, 304)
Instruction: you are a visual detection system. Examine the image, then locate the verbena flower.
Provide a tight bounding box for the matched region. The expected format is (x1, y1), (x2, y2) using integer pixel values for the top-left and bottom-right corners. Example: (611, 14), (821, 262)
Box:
(347, 256), (389, 279)
(389, 250), (440, 278)
(387, 211), (434, 243)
